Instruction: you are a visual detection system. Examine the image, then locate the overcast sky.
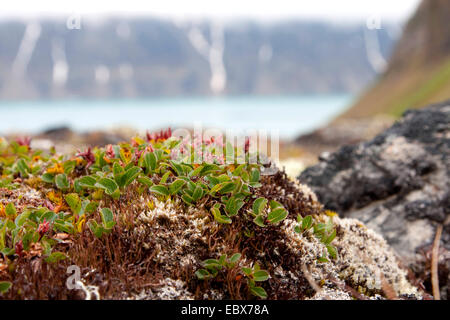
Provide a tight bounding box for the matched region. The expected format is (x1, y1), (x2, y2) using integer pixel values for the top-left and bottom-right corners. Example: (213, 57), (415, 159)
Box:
(0, 0), (421, 22)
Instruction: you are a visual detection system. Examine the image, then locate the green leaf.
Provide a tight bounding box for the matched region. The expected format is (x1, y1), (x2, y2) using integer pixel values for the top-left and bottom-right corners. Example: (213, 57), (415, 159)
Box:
(269, 200), (283, 210)
(324, 229), (336, 245)
(16, 158), (30, 177)
(41, 173), (55, 184)
(78, 175), (97, 188)
(55, 173), (70, 191)
(192, 185), (204, 201)
(232, 164), (246, 175)
(211, 204), (232, 224)
(0, 224), (6, 250)
(63, 160), (76, 175)
(113, 161), (124, 176)
(1, 247), (15, 256)
(5, 203), (16, 218)
(250, 169), (260, 183)
(250, 286), (267, 299)
(324, 218), (334, 234)
(169, 179), (185, 195)
(160, 171), (171, 185)
(85, 201), (99, 214)
(252, 197), (267, 215)
(88, 220), (104, 238)
(253, 215), (266, 227)
(15, 210), (31, 227)
(199, 164), (220, 176)
(137, 176), (154, 187)
(302, 215), (313, 231)
(225, 197), (236, 215)
(318, 255), (329, 263)
(212, 213), (232, 225)
(54, 221), (75, 234)
(242, 267), (252, 276)
(217, 174), (232, 183)
(110, 189), (121, 200)
(64, 193), (82, 215)
(195, 269), (211, 280)
(219, 182), (237, 194)
(150, 185), (169, 196)
(101, 208), (114, 226)
(144, 152), (157, 172)
(203, 258), (221, 267)
(267, 208), (288, 224)
(0, 281), (12, 294)
(225, 196), (244, 217)
(240, 170), (250, 183)
(314, 223), (327, 236)
(45, 251), (67, 263)
(169, 160), (184, 176)
(219, 254), (227, 266)
(229, 253), (242, 264)
(210, 181), (234, 195)
(181, 194), (194, 205)
(209, 182), (224, 194)
(6, 220), (15, 230)
(190, 165), (204, 177)
(326, 245), (337, 259)
(95, 178), (119, 195)
(41, 211), (56, 224)
(122, 166), (142, 188)
(253, 270), (270, 282)
(233, 178), (243, 194)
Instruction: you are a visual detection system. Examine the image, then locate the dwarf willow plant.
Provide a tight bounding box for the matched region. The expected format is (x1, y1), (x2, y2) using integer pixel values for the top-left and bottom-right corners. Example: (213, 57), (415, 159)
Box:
(195, 253), (270, 299)
(0, 131), (338, 296)
(295, 214), (338, 262)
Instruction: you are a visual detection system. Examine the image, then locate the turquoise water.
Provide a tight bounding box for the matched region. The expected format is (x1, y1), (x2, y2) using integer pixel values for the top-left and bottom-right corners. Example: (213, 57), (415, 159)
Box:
(0, 95), (353, 140)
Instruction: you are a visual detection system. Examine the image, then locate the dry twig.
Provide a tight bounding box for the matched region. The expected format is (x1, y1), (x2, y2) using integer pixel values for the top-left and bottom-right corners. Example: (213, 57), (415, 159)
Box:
(431, 224), (443, 300)
(301, 264), (330, 299)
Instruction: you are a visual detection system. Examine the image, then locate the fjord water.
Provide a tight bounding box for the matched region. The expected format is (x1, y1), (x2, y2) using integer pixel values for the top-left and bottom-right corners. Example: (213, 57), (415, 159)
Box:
(0, 95), (352, 140)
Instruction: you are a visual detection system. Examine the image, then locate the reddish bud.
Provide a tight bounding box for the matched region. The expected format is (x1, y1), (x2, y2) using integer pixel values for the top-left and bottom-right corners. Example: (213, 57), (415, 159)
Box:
(38, 219), (51, 237)
(16, 137), (32, 148)
(15, 241), (24, 258)
(76, 147), (95, 168)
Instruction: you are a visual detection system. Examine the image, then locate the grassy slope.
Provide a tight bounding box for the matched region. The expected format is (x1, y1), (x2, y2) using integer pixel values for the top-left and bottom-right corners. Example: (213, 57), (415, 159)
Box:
(337, 0), (450, 120)
(340, 56), (450, 119)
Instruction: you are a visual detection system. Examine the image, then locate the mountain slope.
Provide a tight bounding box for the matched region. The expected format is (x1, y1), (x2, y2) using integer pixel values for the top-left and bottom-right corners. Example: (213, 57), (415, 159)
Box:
(339, 0), (450, 119)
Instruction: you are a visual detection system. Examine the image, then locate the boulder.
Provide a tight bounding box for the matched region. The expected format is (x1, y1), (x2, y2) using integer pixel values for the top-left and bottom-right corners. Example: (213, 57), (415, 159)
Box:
(299, 101), (449, 297)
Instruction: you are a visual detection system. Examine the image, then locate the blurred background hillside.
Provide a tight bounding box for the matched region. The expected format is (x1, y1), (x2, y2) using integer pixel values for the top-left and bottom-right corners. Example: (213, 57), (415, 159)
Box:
(0, 20), (394, 99)
(296, 0), (450, 161)
(341, 0), (450, 118)
(3, 0), (448, 176)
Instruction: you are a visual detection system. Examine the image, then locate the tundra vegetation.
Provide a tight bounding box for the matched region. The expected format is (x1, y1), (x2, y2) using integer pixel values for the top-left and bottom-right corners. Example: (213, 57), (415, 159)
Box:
(0, 129), (415, 300)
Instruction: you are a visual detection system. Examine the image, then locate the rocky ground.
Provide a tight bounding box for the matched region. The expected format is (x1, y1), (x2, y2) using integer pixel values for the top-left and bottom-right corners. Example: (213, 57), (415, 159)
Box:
(300, 101), (450, 299)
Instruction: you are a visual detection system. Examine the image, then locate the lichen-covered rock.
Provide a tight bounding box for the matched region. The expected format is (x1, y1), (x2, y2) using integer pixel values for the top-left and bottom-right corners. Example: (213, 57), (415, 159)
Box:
(299, 101), (450, 298)
(126, 187), (419, 300)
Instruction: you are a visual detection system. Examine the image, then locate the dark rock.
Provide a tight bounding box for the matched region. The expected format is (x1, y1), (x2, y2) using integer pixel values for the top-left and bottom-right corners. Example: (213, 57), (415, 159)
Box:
(39, 126), (74, 141)
(299, 101), (450, 297)
(81, 131), (126, 147)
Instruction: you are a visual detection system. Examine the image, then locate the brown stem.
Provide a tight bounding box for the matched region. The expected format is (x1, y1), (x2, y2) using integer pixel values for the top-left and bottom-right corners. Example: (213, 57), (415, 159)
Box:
(431, 224), (443, 300)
